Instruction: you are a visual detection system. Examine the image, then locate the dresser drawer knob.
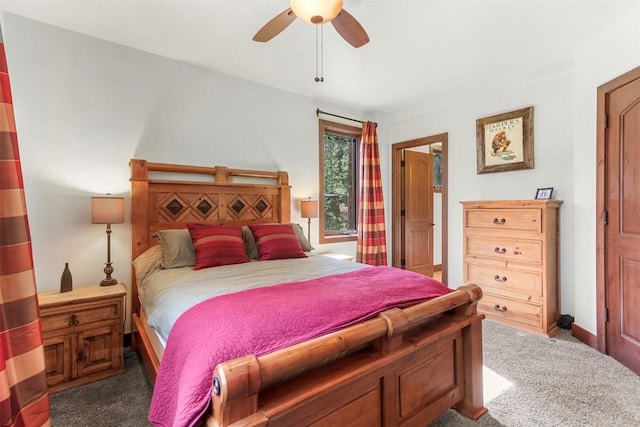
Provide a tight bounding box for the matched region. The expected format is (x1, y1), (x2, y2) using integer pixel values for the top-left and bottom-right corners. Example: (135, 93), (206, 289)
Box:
(494, 247), (507, 254)
(493, 218), (506, 225)
(513, 248), (522, 255)
(494, 304), (508, 312)
(67, 314), (80, 327)
(493, 275), (507, 282)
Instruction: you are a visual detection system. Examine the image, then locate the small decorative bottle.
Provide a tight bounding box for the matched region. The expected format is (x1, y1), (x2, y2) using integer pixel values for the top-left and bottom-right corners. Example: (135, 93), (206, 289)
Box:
(60, 262), (73, 293)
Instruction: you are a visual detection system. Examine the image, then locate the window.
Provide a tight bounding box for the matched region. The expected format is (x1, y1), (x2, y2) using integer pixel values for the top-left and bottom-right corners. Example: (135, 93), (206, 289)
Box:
(431, 147), (443, 192)
(319, 120), (360, 243)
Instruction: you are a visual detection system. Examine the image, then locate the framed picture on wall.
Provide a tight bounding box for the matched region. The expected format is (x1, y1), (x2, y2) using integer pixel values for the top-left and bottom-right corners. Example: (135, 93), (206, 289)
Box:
(476, 106), (534, 174)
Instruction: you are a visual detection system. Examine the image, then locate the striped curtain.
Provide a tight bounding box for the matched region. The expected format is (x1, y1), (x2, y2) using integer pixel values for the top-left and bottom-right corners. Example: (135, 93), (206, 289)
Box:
(0, 26), (51, 426)
(356, 121), (387, 266)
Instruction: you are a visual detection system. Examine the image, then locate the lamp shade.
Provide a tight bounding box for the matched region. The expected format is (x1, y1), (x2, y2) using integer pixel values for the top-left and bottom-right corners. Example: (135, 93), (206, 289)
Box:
(301, 199), (319, 219)
(91, 195), (124, 224)
(290, 0), (343, 24)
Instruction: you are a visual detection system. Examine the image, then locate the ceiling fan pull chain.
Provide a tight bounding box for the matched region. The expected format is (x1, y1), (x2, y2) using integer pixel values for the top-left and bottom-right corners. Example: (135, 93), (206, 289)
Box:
(315, 23), (319, 82)
(315, 23), (324, 83)
(320, 24), (324, 82)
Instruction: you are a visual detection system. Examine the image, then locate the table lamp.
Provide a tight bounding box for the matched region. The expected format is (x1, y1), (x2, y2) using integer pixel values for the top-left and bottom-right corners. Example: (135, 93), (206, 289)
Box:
(300, 198), (319, 242)
(92, 193), (124, 286)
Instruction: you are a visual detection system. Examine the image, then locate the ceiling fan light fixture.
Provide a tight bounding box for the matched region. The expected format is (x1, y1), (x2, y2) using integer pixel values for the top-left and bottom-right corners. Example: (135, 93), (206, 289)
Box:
(290, 0), (343, 25)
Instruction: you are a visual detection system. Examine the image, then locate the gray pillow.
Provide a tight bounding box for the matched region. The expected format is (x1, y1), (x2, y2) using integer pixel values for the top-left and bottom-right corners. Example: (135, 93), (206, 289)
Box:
(293, 223), (315, 252)
(241, 226), (260, 260)
(153, 229), (195, 269)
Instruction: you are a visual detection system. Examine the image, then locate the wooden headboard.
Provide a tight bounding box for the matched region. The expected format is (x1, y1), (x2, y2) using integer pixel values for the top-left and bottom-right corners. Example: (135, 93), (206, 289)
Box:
(129, 159), (291, 311)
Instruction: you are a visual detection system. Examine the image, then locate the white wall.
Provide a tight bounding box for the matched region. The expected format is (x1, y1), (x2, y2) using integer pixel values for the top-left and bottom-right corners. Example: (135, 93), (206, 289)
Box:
(2, 14), (374, 331)
(389, 70), (575, 310)
(388, 6), (640, 334)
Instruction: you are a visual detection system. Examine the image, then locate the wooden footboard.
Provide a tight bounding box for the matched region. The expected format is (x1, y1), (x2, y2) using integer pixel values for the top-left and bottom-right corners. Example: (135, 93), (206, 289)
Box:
(207, 284), (486, 427)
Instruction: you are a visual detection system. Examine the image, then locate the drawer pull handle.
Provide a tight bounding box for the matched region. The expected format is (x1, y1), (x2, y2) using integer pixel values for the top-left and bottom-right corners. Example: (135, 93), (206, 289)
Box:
(514, 248), (522, 255)
(494, 275), (507, 282)
(494, 304), (508, 312)
(494, 247), (506, 254)
(77, 351), (87, 362)
(493, 218), (506, 225)
(67, 314), (80, 327)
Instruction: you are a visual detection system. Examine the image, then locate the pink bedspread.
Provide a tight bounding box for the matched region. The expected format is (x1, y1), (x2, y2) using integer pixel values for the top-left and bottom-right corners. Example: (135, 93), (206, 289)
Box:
(148, 266), (451, 427)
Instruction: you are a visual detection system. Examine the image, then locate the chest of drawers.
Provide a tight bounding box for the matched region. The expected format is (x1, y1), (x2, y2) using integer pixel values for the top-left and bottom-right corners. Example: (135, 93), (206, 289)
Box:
(461, 200), (562, 336)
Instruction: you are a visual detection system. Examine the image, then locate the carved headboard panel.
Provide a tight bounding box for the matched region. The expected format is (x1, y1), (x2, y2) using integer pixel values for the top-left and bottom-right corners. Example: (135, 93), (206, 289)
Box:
(129, 159), (291, 310)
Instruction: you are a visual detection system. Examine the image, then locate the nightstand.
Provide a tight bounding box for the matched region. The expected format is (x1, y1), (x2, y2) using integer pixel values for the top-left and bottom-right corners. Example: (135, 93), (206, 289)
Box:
(38, 284), (126, 393)
(322, 253), (355, 262)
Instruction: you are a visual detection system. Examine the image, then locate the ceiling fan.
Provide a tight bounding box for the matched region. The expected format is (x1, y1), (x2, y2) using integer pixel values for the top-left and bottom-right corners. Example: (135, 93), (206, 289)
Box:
(253, 0), (370, 48)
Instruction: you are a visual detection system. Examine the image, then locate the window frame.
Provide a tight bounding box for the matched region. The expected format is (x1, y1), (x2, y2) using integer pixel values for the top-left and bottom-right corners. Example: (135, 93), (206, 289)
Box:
(318, 119), (361, 244)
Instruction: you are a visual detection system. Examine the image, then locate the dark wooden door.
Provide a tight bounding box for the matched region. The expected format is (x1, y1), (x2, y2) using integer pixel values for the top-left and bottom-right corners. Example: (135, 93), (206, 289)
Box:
(605, 73), (640, 375)
(402, 150), (434, 276)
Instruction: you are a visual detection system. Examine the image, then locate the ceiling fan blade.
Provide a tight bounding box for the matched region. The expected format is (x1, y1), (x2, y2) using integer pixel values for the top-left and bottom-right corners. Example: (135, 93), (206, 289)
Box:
(253, 8), (297, 42)
(331, 9), (369, 48)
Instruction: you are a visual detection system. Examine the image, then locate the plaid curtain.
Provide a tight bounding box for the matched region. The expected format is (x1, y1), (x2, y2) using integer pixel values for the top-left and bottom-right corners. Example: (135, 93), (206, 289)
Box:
(356, 121), (387, 266)
(0, 25), (51, 427)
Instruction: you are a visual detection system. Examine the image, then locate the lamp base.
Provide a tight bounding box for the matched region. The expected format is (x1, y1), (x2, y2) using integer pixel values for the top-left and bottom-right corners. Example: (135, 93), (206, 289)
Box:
(101, 261), (117, 286)
(100, 277), (118, 286)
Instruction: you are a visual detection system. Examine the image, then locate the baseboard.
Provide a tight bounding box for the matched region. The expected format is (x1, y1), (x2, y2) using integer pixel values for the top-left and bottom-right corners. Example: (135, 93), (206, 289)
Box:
(434, 264), (442, 272)
(571, 323), (597, 348)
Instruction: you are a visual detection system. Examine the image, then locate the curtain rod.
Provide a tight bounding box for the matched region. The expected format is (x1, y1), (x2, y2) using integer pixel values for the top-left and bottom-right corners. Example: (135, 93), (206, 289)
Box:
(315, 108), (364, 124)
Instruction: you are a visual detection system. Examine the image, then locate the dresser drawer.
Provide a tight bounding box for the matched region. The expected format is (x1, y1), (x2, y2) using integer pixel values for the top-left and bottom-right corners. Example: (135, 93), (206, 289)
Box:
(41, 299), (121, 333)
(465, 208), (541, 232)
(466, 235), (541, 264)
(466, 262), (542, 299)
(479, 293), (542, 330)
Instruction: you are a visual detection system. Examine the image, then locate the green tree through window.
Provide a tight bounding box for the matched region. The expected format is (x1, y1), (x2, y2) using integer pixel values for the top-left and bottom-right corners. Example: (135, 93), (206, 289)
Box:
(324, 133), (357, 233)
(319, 120), (360, 243)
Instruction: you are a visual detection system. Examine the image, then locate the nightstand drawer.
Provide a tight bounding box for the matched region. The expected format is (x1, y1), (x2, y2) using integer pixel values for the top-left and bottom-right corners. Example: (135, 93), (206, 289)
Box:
(41, 299), (121, 333)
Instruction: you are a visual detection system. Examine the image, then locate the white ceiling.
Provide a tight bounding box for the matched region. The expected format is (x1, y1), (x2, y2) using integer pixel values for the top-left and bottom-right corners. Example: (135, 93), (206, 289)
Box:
(0, 0), (638, 119)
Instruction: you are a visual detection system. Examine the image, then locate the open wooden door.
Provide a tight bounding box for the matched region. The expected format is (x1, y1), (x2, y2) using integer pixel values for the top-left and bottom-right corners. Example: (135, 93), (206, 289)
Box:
(598, 66), (640, 375)
(402, 150), (434, 276)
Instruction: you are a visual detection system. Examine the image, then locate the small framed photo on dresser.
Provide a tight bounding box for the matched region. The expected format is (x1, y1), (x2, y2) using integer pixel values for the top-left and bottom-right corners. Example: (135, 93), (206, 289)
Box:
(535, 187), (554, 200)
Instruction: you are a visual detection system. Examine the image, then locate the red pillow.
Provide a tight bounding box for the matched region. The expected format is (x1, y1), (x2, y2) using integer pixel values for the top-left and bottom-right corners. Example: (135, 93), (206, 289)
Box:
(248, 224), (307, 261)
(187, 223), (250, 270)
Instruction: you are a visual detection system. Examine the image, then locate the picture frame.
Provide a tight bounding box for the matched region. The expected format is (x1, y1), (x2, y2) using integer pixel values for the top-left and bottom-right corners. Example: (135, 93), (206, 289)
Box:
(535, 187), (554, 200)
(476, 106), (534, 174)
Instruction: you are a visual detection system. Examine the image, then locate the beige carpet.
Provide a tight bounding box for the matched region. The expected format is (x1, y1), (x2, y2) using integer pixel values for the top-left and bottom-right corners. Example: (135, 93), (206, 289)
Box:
(431, 321), (640, 426)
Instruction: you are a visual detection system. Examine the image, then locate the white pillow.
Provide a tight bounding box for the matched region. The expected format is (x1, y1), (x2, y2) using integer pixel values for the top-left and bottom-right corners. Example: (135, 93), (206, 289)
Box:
(132, 244), (162, 285)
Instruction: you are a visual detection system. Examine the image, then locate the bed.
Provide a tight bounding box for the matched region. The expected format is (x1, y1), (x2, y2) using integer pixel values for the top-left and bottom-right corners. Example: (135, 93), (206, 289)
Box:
(129, 158), (487, 427)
